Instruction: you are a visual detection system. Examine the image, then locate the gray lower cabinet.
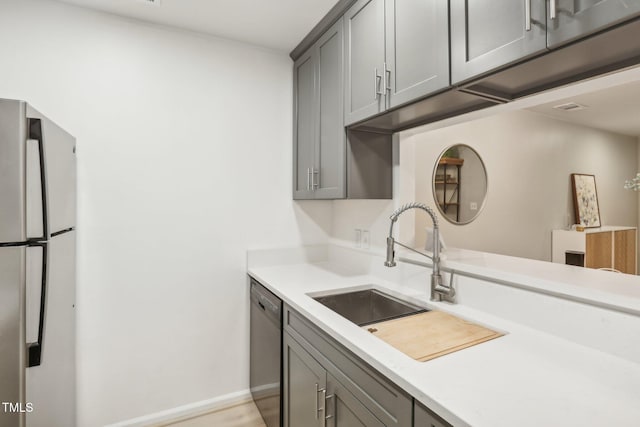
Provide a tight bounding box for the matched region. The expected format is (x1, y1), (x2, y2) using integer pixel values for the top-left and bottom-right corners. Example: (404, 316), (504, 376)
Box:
(284, 333), (385, 427)
(326, 373), (385, 427)
(414, 402), (450, 427)
(293, 18), (345, 200)
(344, 0), (449, 125)
(284, 305), (413, 427)
(547, 0), (640, 47)
(450, 0), (547, 85)
(283, 332), (326, 427)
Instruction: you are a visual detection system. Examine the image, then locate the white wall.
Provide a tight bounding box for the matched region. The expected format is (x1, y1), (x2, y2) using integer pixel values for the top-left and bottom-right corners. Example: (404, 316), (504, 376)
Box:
(331, 136), (416, 250)
(0, 1), (332, 425)
(407, 110), (638, 261)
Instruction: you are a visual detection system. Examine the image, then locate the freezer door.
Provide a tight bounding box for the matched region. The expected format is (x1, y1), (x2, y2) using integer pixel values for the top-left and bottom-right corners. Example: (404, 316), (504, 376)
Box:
(0, 99), (28, 243)
(0, 245), (26, 427)
(26, 105), (76, 236)
(26, 231), (76, 427)
(0, 100), (76, 243)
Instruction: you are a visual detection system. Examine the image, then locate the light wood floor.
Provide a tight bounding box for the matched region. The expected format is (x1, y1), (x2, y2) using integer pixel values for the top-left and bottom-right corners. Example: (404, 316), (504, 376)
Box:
(164, 400), (266, 427)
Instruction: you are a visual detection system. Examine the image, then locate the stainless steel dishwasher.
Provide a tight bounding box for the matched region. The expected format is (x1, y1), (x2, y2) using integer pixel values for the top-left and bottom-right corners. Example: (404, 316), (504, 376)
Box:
(250, 278), (282, 427)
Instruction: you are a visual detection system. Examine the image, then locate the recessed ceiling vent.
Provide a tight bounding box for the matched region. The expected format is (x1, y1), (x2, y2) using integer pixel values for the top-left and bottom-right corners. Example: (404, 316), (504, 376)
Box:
(552, 102), (588, 111)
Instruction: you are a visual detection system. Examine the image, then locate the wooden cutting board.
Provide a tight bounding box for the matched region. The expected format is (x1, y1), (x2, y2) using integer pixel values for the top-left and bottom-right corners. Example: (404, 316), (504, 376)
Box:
(363, 311), (502, 362)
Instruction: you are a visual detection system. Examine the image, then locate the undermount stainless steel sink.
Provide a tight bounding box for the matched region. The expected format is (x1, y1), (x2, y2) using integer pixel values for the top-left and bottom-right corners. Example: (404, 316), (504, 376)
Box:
(313, 289), (428, 326)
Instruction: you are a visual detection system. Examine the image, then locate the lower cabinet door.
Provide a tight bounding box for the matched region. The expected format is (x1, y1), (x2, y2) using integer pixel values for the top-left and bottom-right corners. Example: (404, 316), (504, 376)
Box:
(415, 401), (451, 427)
(585, 231), (613, 270)
(283, 332), (326, 427)
(614, 229), (637, 275)
(326, 373), (385, 427)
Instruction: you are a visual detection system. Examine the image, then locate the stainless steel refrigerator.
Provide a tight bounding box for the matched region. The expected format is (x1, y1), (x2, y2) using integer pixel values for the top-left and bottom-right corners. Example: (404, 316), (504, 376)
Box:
(0, 99), (76, 427)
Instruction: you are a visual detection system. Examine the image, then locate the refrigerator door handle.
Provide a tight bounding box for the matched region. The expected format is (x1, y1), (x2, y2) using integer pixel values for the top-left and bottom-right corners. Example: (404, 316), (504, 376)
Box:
(26, 242), (48, 367)
(27, 118), (49, 241)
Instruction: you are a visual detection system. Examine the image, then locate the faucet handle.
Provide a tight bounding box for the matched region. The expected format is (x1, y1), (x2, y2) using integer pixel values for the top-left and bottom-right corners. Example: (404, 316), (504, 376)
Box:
(431, 272), (456, 303)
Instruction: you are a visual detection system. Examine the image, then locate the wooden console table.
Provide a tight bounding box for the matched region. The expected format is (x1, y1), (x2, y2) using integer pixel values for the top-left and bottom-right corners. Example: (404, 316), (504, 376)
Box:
(552, 226), (637, 275)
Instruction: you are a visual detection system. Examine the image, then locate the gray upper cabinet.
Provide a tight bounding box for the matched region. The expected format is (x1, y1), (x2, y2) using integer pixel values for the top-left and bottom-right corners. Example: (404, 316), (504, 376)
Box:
(547, 0), (640, 47)
(345, 0), (450, 125)
(385, 0), (449, 109)
(293, 19), (346, 200)
(316, 21), (346, 199)
(293, 49), (316, 199)
(344, 0), (386, 125)
(293, 0), (640, 200)
(450, 0), (547, 85)
(452, 0), (640, 87)
(450, 0), (547, 84)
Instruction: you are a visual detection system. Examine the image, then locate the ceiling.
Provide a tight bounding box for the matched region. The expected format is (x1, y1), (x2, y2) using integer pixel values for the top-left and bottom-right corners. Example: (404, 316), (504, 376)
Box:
(53, 0), (338, 52)
(527, 79), (640, 137)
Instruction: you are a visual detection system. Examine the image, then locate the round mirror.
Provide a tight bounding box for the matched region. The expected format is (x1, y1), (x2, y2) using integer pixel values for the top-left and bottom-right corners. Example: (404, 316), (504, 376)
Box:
(432, 144), (487, 225)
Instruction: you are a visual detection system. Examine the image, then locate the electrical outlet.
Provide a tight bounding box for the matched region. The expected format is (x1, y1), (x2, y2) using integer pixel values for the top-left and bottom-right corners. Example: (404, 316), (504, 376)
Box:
(470, 202), (478, 211)
(361, 230), (370, 249)
(355, 229), (362, 248)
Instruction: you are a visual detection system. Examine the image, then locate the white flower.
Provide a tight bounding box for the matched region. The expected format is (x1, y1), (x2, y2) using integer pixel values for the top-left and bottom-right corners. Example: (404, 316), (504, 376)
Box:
(624, 173), (640, 191)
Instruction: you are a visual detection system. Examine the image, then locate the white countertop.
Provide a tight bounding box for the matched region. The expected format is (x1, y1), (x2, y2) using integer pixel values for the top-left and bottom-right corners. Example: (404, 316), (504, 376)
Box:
(432, 247), (640, 315)
(248, 247), (640, 427)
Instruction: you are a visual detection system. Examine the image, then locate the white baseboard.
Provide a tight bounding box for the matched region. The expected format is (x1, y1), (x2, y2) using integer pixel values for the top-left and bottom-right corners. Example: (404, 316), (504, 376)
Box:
(106, 389), (253, 427)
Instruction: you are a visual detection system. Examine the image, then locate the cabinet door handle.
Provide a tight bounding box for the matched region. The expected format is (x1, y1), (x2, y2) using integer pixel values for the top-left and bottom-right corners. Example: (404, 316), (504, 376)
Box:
(315, 384), (326, 419)
(315, 383), (320, 419)
(525, 0), (531, 31)
(384, 62), (391, 93)
(550, 0), (557, 19)
(374, 68), (383, 98)
(324, 392), (335, 426)
(307, 168), (311, 191)
(312, 169), (319, 189)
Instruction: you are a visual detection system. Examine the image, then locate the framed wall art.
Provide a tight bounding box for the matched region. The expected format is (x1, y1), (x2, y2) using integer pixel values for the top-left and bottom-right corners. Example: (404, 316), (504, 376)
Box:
(571, 173), (601, 228)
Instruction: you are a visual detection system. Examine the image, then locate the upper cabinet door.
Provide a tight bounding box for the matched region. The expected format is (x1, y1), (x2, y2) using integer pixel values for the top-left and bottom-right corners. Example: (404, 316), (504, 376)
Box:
(344, 0), (386, 126)
(450, 0), (547, 85)
(547, 0), (640, 48)
(315, 19), (346, 199)
(385, 0), (449, 109)
(293, 49), (317, 200)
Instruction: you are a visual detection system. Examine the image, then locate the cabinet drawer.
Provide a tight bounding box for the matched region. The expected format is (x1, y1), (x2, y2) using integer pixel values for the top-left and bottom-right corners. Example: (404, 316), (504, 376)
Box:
(285, 305), (412, 427)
